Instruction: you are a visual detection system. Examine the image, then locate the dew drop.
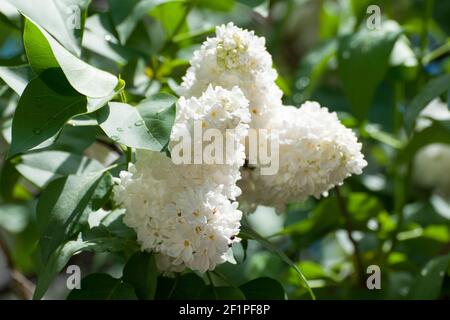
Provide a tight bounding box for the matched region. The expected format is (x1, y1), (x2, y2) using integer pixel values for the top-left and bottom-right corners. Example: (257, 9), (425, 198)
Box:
(134, 120), (145, 127)
(116, 127), (124, 132)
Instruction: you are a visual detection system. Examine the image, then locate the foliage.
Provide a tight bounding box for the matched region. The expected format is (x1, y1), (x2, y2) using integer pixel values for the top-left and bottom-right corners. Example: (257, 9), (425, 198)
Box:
(0, 0), (449, 300)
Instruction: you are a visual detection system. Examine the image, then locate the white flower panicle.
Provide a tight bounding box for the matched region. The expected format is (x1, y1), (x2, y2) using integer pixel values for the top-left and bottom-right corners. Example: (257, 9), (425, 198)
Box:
(170, 85), (250, 199)
(114, 152), (242, 273)
(114, 23), (368, 274)
(239, 101), (367, 212)
(413, 143), (450, 198)
(114, 87), (248, 273)
(179, 22), (283, 128)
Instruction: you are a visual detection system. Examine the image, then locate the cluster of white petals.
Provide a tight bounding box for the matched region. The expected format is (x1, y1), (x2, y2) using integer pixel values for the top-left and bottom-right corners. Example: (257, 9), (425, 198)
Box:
(170, 85), (250, 199)
(179, 22), (282, 128)
(240, 102), (367, 212)
(114, 23), (367, 273)
(114, 86), (249, 273)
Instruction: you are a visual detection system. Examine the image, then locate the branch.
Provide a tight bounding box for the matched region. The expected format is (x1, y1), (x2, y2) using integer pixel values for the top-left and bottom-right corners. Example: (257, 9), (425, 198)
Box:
(0, 232), (35, 300)
(335, 187), (365, 287)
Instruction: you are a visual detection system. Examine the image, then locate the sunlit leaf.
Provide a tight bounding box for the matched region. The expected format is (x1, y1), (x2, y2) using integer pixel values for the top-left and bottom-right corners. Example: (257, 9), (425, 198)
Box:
(404, 74), (450, 135)
(15, 150), (103, 188)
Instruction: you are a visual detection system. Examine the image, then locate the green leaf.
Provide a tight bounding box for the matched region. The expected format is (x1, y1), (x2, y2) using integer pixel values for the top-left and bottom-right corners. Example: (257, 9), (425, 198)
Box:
(109, 0), (170, 44)
(156, 273), (213, 299)
(280, 197), (341, 246)
(151, 1), (189, 39)
(0, 65), (34, 95)
(33, 175), (119, 300)
(9, 68), (87, 157)
(338, 22), (401, 120)
(23, 18), (59, 73)
(0, 159), (21, 201)
(36, 171), (106, 264)
(123, 252), (158, 299)
(157, 273), (244, 300)
(33, 221), (134, 300)
(7, 0), (90, 56)
(408, 254), (450, 299)
(95, 208), (137, 239)
(15, 150), (104, 188)
(67, 273), (137, 300)
(404, 74), (450, 135)
(23, 18), (119, 99)
(0, 1), (20, 29)
(47, 124), (99, 155)
(81, 223), (137, 253)
(97, 102), (162, 150)
(83, 14), (140, 65)
(97, 93), (176, 151)
(136, 93), (177, 148)
(196, 0), (235, 12)
(294, 40), (336, 103)
(237, 0), (265, 7)
(239, 226), (315, 300)
(397, 120), (450, 164)
(33, 238), (99, 300)
(239, 277), (285, 299)
(236, 0), (267, 17)
(213, 286), (245, 299)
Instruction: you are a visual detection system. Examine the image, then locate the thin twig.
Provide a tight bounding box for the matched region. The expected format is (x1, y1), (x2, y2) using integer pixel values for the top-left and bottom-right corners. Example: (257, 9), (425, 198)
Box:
(335, 187), (365, 286)
(207, 272), (218, 299)
(384, 163), (410, 262)
(0, 232), (35, 299)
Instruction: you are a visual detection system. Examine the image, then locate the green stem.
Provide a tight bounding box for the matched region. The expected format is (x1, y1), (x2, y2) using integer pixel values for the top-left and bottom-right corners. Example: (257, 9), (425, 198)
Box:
(416, 0), (434, 90)
(384, 163), (411, 262)
(207, 272), (218, 299)
(335, 187), (365, 287)
(125, 146), (132, 165)
(394, 81), (405, 136)
(167, 274), (179, 299)
(422, 40), (450, 65)
(0, 231), (34, 299)
(419, 0), (434, 60)
(213, 270), (234, 287)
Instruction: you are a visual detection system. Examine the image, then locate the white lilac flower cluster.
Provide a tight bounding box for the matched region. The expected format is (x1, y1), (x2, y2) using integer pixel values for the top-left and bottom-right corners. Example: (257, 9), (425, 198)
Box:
(179, 22), (282, 128)
(170, 85), (251, 199)
(114, 23), (367, 273)
(114, 86), (249, 274)
(239, 102), (367, 212)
